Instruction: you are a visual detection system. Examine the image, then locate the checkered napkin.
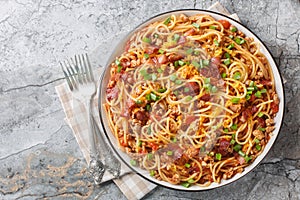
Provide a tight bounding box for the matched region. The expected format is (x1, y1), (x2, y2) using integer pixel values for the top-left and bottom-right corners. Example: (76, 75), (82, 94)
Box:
(55, 2), (240, 200)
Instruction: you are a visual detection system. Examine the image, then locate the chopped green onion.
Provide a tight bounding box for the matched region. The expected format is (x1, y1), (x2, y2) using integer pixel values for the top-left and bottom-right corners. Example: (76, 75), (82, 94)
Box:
(231, 98), (240, 104)
(238, 150), (246, 157)
(187, 178), (195, 183)
(258, 127), (266, 131)
(247, 87), (255, 91)
(158, 49), (164, 54)
(221, 72), (227, 78)
(211, 85), (218, 93)
(147, 153), (153, 160)
(181, 182), (190, 188)
(249, 81), (255, 87)
(164, 17), (171, 25)
(224, 52), (230, 59)
(115, 59), (121, 66)
(186, 96), (193, 101)
(142, 37), (151, 43)
(184, 87), (190, 93)
(150, 92), (160, 101)
(170, 74), (177, 81)
(200, 146), (206, 152)
(145, 93), (151, 101)
(204, 78), (210, 84)
(256, 144), (262, 151)
(257, 112), (264, 117)
(140, 69), (148, 76)
(173, 34), (180, 42)
(130, 159), (137, 166)
(171, 137), (177, 142)
(215, 153), (222, 161)
(209, 25), (216, 30)
(175, 79), (182, 85)
(166, 150), (173, 156)
(231, 27), (237, 32)
(233, 72), (241, 80)
(235, 37), (245, 45)
(233, 144), (242, 152)
(227, 43), (235, 50)
(137, 140), (142, 147)
(193, 50), (200, 55)
(254, 139), (260, 144)
(192, 60), (200, 68)
(150, 170), (155, 176)
(224, 128), (229, 133)
(214, 39), (219, 46)
(246, 94), (251, 100)
(186, 48), (193, 55)
(178, 60), (185, 66)
(151, 73), (157, 81)
(245, 155), (252, 163)
(158, 88), (167, 93)
(202, 59), (210, 66)
(229, 35), (234, 39)
(144, 53), (149, 59)
(157, 68), (163, 73)
(255, 91), (262, 98)
(146, 104), (151, 111)
(136, 100), (143, 105)
(261, 88), (267, 93)
(192, 22), (200, 28)
(232, 133), (236, 139)
(185, 163), (191, 168)
(231, 124), (238, 130)
(224, 58), (231, 66)
(174, 60), (179, 67)
(154, 33), (159, 38)
(247, 90), (253, 95)
(117, 65), (122, 73)
(173, 90), (179, 96)
(230, 139), (236, 145)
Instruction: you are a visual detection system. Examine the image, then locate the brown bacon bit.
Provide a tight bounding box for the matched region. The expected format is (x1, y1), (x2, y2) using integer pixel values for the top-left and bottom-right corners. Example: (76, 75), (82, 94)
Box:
(185, 82), (200, 95)
(135, 110), (149, 125)
(121, 98), (136, 118)
(260, 79), (272, 87)
(157, 54), (168, 64)
(270, 102), (279, 114)
(251, 105), (258, 114)
(210, 57), (221, 66)
(200, 93), (211, 102)
(177, 36), (187, 45)
(237, 155), (245, 165)
(106, 86), (119, 101)
(240, 108), (252, 122)
(257, 117), (266, 128)
(217, 138), (230, 156)
(168, 54), (184, 62)
(145, 45), (159, 54)
(188, 165), (200, 175)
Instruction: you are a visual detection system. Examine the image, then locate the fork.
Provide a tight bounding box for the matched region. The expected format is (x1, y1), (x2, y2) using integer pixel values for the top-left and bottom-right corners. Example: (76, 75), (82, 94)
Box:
(60, 53), (120, 184)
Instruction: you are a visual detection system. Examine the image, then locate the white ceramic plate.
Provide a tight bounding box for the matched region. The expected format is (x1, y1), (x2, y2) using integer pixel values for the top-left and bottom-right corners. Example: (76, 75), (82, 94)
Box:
(98, 9), (285, 191)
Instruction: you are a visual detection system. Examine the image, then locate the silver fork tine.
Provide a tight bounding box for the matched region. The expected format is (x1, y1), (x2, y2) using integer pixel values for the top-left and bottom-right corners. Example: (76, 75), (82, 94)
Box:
(65, 60), (79, 90)
(74, 55), (84, 84)
(84, 53), (94, 82)
(60, 61), (74, 91)
(81, 54), (90, 82)
(79, 54), (88, 83)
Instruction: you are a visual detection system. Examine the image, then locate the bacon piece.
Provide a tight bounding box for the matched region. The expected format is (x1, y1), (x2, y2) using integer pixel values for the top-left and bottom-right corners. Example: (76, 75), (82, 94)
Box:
(260, 79), (272, 87)
(177, 36), (187, 44)
(157, 54), (168, 64)
(184, 28), (196, 36)
(106, 86), (119, 101)
(121, 98), (136, 118)
(210, 57), (221, 66)
(145, 45), (159, 54)
(185, 82), (200, 95)
(270, 102), (279, 114)
(135, 110), (149, 125)
(237, 156), (245, 165)
(168, 54), (184, 62)
(251, 105), (258, 114)
(185, 115), (198, 124)
(217, 138), (230, 156)
(240, 108), (252, 122)
(200, 93), (211, 101)
(257, 117), (266, 128)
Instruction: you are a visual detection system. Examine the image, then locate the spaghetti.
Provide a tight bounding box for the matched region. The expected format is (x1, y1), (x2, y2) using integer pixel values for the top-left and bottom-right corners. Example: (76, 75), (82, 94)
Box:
(104, 13), (280, 187)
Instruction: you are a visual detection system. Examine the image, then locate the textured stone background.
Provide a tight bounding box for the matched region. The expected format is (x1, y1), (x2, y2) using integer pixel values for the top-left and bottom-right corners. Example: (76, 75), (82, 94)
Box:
(0, 0), (299, 199)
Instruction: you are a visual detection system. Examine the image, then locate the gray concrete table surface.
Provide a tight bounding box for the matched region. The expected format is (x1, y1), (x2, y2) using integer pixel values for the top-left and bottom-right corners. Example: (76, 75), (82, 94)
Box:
(0, 0), (299, 199)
